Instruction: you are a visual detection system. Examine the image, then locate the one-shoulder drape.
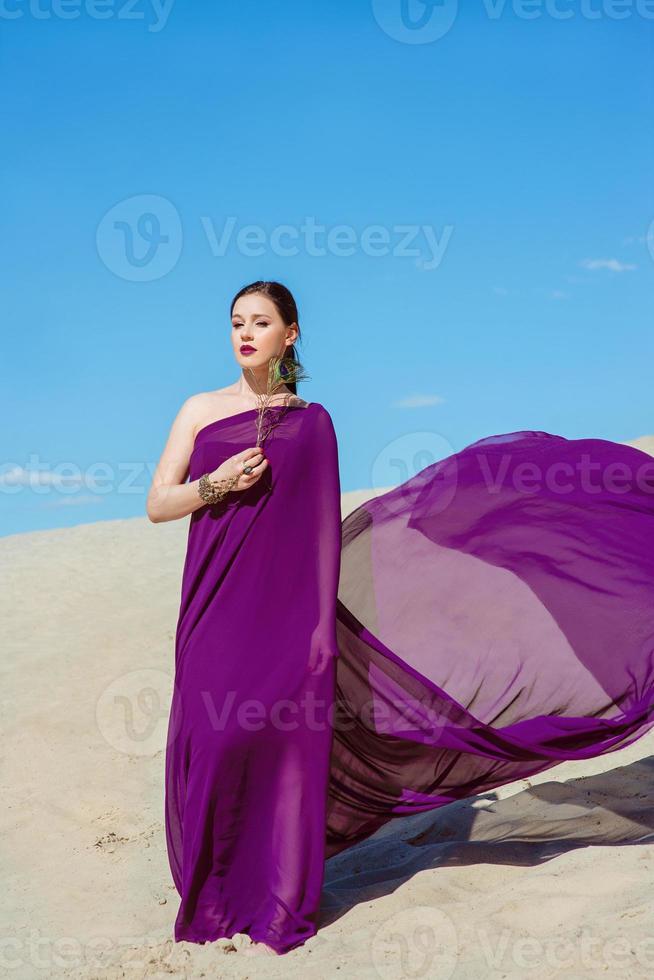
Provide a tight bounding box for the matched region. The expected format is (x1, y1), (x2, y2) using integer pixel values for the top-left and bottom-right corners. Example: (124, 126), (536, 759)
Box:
(165, 407), (654, 954)
(165, 402), (341, 955)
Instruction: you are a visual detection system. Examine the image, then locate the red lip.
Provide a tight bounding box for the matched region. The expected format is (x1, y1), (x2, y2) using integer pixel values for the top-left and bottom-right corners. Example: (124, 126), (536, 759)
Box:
(240, 346), (257, 353)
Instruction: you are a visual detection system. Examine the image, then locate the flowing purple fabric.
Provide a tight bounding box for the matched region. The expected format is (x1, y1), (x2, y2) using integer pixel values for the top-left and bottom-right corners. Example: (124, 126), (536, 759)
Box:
(166, 402), (341, 955)
(165, 405), (654, 955)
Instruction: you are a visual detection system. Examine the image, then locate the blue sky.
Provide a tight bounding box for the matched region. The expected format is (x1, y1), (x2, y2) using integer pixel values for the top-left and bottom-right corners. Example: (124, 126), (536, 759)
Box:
(2, 1), (653, 537)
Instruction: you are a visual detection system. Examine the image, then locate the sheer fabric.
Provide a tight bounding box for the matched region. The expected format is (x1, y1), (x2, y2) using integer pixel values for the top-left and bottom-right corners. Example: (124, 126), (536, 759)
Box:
(165, 402), (341, 955)
(165, 409), (654, 953)
(326, 428), (654, 858)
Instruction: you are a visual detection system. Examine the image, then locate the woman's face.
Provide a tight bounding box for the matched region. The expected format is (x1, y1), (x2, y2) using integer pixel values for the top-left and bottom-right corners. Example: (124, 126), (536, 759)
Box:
(231, 294), (297, 372)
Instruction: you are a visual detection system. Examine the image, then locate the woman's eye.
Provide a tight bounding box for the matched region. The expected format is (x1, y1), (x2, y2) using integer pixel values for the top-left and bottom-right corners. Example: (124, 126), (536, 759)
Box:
(256, 321), (269, 327)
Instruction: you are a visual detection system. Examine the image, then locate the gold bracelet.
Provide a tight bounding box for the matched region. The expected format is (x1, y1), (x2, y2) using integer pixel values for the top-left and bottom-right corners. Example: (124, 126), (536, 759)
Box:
(198, 471), (240, 504)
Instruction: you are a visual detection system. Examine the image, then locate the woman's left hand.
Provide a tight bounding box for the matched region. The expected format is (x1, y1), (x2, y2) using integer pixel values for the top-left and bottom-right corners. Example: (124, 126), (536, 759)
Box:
(307, 626), (337, 675)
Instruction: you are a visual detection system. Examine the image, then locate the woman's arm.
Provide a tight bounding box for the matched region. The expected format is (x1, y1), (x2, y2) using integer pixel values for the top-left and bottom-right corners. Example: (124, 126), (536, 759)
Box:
(146, 396), (208, 523)
(147, 397), (269, 523)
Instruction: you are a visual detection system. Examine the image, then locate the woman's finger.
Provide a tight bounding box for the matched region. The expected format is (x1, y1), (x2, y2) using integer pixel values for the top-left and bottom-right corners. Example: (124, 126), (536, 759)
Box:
(242, 458), (268, 483)
(242, 454), (265, 473)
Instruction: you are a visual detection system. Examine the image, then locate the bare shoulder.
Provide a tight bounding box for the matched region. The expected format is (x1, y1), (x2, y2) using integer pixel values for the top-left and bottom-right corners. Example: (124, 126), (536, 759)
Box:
(175, 391), (214, 425)
(183, 388), (236, 435)
(181, 389), (313, 439)
(190, 386), (232, 409)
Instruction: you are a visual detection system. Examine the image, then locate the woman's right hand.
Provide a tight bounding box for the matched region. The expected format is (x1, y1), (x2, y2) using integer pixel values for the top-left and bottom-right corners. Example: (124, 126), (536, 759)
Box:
(209, 446), (268, 493)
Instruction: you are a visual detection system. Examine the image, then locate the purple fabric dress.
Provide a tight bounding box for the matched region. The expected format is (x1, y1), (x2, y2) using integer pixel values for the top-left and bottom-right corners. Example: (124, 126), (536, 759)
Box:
(165, 404), (654, 954)
(166, 402), (341, 954)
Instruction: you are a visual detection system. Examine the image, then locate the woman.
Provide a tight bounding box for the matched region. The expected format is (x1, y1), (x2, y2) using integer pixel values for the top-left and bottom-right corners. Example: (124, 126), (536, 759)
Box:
(147, 280), (342, 956)
(148, 280), (654, 957)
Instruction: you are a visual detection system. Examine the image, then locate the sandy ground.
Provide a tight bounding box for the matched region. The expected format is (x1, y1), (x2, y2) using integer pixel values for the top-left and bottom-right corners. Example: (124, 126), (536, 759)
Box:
(3, 457), (654, 980)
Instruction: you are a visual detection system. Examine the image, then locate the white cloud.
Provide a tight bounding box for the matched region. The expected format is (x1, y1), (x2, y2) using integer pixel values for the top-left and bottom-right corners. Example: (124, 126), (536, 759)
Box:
(393, 394), (446, 409)
(579, 258), (637, 272)
(47, 494), (105, 508)
(0, 466), (89, 487)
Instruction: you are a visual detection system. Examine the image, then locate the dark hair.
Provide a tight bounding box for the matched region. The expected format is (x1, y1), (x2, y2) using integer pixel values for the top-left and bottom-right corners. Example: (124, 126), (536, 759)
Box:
(229, 281), (303, 396)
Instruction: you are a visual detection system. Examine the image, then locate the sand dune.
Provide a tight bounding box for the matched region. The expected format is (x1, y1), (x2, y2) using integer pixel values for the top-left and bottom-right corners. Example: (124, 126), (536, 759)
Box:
(3, 450), (654, 979)
(623, 434), (654, 457)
